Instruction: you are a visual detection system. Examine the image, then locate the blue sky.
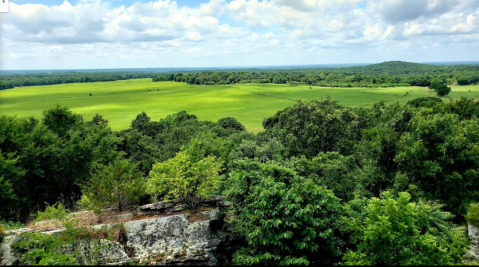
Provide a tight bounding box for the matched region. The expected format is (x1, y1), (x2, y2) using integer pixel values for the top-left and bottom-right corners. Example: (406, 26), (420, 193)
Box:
(1, 0), (479, 70)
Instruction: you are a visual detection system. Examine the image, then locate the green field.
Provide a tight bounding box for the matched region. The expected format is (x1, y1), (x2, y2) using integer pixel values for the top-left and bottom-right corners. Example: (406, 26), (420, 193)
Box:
(1, 79), (478, 132)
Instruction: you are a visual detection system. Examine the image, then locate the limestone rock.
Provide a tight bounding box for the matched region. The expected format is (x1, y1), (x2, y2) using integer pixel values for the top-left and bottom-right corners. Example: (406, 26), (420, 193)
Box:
(0, 235), (21, 266)
(466, 224), (479, 263)
(116, 213), (133, 221)
(123, 213), (227, 265)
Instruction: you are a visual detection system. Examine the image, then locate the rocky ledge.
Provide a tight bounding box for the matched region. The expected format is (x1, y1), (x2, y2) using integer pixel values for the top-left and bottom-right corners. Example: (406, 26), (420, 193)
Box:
(1, 202), (237, 266)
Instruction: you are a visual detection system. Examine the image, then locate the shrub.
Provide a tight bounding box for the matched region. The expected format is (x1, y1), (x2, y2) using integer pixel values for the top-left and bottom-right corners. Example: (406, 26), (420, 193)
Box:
(224, 160), (344, 265)
(147, 151), (222, 212)
(80, 158), (146, 213)
(33, 202), (70, 223)
(466, 203), (479, 227)
(342, 191), (468, 265)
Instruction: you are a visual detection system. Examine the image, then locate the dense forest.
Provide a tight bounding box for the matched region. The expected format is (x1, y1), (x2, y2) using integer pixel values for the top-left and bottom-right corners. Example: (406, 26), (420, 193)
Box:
(2, 61), (479, 90)
(153, 61), (479, 87)
(2, 94), (479, 265)
(0, 72), (157, 90)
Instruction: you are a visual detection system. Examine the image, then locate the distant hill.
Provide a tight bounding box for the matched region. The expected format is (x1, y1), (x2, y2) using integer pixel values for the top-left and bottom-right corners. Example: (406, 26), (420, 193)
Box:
(357, 61), (444, 73)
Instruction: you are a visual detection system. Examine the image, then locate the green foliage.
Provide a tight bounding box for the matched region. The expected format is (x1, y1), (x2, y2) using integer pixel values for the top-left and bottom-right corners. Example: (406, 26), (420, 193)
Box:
(228, 137), (284, 165)
(286, 152), (366, 202)
(406, 96), (443, 108)
(81, 158), (146, 212)
(85, 113), (108, 127)
(21, 249), (79, 266)
(224, 160), (344, 265)
(0, 224), (5, 243)
(147, 151), (222, 211)
(430, 80), (452, 97)
(0, 151), (25, 219)
(218, 117), (246, 132)
(33, 202), (70, 223)
(466, 203), (479, 227)
(266, 98), (368, 157)
(0, 220), (25, 230)
(341, 191), (468, 266)
(395, 111), (479, 214)
(42, 104), (83, 137)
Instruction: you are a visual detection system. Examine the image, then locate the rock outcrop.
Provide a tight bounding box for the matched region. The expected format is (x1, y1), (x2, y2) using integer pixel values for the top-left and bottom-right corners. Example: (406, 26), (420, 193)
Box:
(465, 224), (479, 263)
(0, 201), (236, 266)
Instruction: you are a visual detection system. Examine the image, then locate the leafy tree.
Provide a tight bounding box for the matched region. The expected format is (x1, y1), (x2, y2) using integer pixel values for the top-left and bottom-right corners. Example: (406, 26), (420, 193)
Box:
(217, 117), (246, 132)
(42, 105), (83, 137)
(286, 152), (366, 202)
(266, 98), (368, 157)
(85, 114), (108, 127)
(0, 151), (25, 220)
(342, 191), (468, 265)
(395, 112), (479, 214)
(429, 80), (451, 97)
(224, 160), (344, 265)
(116, 129), (162, 175)
(466, 203), (479, 227)
(130, 111), (151, 132)
(147, 151), (223, 212)
(80, 158), (146, 212)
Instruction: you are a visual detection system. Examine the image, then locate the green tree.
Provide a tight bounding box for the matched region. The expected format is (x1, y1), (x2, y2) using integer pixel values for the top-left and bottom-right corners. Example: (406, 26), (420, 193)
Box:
(147, 151), (223, 212)
(266, 98), (368, 157)
(0, 151), (25, 220)
(217, 117), (246, 132)
(429, 80), (451, 97)
(395, 112), (479, 214)
(342, 191), (468, 265)
(224, 160), (344, 265)
(42, 105), (83, 137)
(80, 158), (146, 212)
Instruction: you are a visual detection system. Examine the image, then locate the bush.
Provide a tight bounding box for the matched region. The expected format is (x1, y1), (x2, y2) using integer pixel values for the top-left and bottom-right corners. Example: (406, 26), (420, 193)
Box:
(466, 203), (479, 227)
(147, 151), (222, 212)
(80, 158), (146, 213)
(224, 160), (344, 265)
(33, 203), (70, 223)
(342, 191), (468, 265)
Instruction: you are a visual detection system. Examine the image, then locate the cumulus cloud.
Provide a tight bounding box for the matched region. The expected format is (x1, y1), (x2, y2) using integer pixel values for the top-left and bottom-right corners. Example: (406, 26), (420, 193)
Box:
(1, 0), (479, 69)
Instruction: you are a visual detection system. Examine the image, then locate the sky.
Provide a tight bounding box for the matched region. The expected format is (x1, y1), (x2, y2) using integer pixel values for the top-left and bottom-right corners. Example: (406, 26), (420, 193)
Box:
(1, 0), (479, 70)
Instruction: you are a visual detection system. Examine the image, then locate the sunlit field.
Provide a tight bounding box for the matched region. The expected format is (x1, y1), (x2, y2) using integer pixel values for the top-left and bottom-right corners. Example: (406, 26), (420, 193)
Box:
(1, 79), (478, 132)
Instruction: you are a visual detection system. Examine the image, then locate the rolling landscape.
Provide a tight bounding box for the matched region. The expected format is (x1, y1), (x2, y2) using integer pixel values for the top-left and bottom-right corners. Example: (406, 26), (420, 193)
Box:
(2, 0), (479, 266)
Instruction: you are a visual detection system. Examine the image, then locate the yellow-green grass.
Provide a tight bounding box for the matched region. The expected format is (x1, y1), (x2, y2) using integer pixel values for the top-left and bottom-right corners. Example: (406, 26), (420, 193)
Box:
(1, 79), (478, 132)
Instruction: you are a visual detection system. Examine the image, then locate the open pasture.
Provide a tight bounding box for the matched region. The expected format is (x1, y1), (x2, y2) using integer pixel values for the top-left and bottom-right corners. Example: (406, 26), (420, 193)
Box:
(1, 79), (478, 132)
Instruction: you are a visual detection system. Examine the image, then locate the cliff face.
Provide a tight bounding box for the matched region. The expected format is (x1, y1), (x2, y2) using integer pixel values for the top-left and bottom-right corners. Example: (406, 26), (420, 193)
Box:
(0, 202), (237, 266)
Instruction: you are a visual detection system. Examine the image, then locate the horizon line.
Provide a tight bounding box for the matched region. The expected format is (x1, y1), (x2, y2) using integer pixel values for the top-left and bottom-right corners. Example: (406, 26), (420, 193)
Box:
(2, 60), (479, 72)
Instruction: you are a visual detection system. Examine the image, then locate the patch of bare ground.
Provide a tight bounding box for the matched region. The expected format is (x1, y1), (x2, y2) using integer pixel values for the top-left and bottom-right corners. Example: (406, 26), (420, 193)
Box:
(29, 206), (217, 231)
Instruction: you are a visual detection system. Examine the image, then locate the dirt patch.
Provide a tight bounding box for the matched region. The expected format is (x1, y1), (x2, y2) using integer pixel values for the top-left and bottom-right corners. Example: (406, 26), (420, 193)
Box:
(29, 206), (217, 231)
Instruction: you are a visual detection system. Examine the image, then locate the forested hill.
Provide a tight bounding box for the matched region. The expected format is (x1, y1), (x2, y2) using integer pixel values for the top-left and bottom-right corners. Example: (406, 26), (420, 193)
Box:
(349, 61), (448, 74)
(2, 61), (479, 90)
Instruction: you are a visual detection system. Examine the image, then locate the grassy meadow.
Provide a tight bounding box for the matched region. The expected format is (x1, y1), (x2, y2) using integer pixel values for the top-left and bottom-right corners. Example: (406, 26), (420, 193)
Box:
(1, 78), (478, 132)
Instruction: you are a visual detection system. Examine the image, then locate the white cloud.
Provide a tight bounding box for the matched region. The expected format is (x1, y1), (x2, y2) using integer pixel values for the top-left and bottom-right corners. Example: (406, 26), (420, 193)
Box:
(1, 0), (479, 69)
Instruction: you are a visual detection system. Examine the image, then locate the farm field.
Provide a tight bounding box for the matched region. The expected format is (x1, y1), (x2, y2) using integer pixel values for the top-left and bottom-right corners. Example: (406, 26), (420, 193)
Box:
(1, 79), (478, 132)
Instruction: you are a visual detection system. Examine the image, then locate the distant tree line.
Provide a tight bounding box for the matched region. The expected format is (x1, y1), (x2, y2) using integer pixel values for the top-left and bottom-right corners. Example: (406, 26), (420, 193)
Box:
(153, 61), (479, 88)
(0, 72), (157, 90)
(2, 62), (479, 90)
